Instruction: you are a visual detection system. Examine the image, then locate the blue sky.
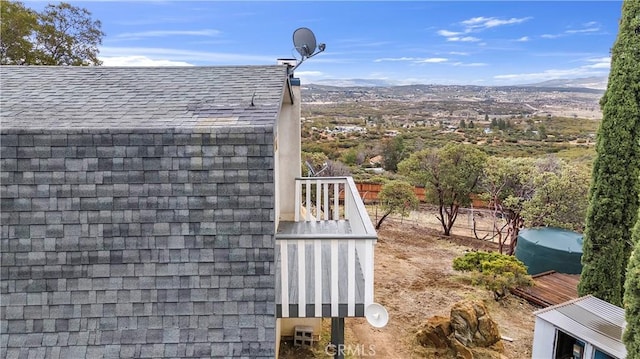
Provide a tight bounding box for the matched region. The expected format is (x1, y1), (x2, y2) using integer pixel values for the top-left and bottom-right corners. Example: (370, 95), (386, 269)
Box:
(26, 1), (624, 86)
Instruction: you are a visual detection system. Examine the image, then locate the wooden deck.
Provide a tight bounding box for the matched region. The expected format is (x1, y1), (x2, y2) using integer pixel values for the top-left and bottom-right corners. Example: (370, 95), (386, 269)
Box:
(511, 271), (580, 308)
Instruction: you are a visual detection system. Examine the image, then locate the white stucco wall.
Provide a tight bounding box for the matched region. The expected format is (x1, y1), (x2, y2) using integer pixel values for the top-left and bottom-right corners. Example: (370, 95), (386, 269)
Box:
(275, 80), (301, 223)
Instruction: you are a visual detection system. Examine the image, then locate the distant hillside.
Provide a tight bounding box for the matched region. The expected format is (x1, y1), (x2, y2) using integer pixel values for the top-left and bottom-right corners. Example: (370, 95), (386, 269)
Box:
(310, 78), (397, 87)
(523, 76), (608, 90)
(301, 81), (603, 120)
(301, 83), (604, 102)
(309, 76), (608, 91)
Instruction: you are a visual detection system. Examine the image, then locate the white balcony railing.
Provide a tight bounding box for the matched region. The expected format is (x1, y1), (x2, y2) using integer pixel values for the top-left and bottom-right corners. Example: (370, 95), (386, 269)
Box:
(276, 177), (377, 318)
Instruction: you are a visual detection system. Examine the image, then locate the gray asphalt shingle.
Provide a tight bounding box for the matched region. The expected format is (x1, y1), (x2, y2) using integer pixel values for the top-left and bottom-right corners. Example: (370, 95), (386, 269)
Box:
(0, 66), (288, 129)
(1, 65), (280, 357)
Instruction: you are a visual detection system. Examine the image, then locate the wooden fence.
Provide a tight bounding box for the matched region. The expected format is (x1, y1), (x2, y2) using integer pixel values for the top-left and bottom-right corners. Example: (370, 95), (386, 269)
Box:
(354, 182), (490, 208)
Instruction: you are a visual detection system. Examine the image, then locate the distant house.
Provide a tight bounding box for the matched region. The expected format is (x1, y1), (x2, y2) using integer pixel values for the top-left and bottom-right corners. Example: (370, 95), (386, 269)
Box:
(333, 125), (366, 134)
(0, 65), (380, 358)
(531, 295), (627, 359)
(369, 155), (384, 167)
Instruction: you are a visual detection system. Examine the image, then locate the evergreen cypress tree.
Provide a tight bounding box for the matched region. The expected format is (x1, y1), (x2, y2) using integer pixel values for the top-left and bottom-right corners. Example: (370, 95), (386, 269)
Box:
(578, 0), (640, 306)
(623, 221), (640, 358)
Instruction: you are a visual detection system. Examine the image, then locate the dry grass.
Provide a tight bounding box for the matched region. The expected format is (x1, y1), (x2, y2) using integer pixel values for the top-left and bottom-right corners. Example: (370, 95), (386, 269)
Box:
(279, 210), (538, 359)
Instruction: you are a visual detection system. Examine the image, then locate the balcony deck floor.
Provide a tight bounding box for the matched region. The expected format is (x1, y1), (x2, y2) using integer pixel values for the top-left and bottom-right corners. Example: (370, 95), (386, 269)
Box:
(276, 220), (352, 238)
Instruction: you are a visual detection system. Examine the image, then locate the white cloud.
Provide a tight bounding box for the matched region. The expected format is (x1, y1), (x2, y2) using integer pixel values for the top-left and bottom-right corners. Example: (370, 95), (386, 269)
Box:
(374, 57), (421, 63)
(374, 56), (486, 67)
(494, 61), (609, 82)
(295, 71), (324, 77)
(584, 57), (611, 69)
(460, 16), (489, 26)
(374, 57), (448, 64)
(541, 22), (603, 39)
(447, 36), (481, 42)
(452, 62), (487, 67)
(516, 36), (529, 42)
(437, 16), (529, 43)
(460, 16), (531, 30)
(101, 56), (194, 67)
(115, 29), (222, 40)
(295, 70), (325, 83)
(417, 58), (448, 63)
(566, 27), (600, 34)
(449, 51), (469, 56)
(437, 15), (531, 47)
(99, 46), (277, 64)
(437, 30), (462, 37)
(333, 38), (392, 48)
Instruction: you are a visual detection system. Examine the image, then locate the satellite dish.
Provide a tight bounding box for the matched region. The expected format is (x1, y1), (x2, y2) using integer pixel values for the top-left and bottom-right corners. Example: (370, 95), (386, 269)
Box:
(365, 303), (389, 328)
(293, 27), (317, 58)
(289, 27), (326, 73)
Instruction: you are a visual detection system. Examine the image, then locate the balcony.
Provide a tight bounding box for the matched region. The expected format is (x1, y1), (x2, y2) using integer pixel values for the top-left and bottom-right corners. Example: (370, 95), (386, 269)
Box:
(275, 177), (378, 319)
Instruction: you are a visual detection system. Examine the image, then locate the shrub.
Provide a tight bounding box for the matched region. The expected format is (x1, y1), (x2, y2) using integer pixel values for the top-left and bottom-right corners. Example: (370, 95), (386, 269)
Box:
(453, 251), (533, 300)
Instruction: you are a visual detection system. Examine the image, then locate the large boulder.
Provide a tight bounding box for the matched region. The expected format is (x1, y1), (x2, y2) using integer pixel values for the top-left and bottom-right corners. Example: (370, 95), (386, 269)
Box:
(416, 300), (505, 358)
(450, 300), (503, 351)
(415, 315), (451, 349)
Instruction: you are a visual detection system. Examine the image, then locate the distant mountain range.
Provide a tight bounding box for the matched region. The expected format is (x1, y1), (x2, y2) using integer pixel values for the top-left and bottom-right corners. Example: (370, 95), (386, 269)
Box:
(520, 76), (608, 90)
(309, 76), (608, 91)
(309, 78), (402, 87)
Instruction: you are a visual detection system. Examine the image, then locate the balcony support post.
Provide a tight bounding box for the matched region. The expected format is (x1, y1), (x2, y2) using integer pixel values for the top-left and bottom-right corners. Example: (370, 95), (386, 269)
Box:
(330, 317), (345, 359)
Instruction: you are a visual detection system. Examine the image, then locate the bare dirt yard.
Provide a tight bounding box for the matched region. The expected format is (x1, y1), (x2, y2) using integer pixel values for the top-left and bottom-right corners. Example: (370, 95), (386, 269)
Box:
(345, 219), (539, 358)
(280, 212), (540, 359)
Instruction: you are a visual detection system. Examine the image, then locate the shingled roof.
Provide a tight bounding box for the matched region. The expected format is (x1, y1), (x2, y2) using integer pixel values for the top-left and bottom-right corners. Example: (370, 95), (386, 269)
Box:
(0, 65), (290, 130)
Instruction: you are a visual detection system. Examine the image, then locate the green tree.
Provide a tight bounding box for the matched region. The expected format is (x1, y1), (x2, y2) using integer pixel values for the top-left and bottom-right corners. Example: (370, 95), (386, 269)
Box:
(537, 125), (547, 139)
(479, 156), (589, 254)
(398, 143), (486, 236)
(480, 157), (534, 253)
(0, 0), (37, 64)
(453, 251), (533, 300)
(375, 180), (419, 229)
(340, 148), (358, 166)
(0, 1), (104, 65)
(468, 120), (475, 129)
(382, 135), (406, 172)
(579, 0), (640, 306)
(624, 219), (640, 358)
(522, 161), (591, 232)
(459, 119), (466, 129)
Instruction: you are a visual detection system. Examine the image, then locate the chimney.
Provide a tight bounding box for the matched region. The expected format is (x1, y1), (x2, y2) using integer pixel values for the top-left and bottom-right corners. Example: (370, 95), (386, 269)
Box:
(277, 58), (300, 86)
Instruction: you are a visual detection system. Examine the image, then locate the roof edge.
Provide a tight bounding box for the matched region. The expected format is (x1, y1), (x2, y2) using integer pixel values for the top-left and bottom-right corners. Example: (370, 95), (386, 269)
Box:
(533, 294), (596, 315)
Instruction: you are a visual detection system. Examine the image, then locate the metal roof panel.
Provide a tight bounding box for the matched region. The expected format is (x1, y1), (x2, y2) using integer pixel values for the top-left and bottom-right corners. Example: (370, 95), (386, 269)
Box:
(535, 295), (627, 358)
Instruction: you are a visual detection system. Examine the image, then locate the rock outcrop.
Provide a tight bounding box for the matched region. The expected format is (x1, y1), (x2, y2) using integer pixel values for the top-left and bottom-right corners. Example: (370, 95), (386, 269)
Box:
(416, 300), (506, 359)
(416, 315), (451, 349)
